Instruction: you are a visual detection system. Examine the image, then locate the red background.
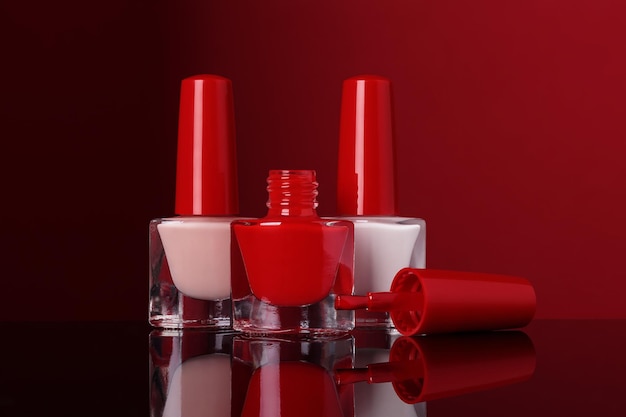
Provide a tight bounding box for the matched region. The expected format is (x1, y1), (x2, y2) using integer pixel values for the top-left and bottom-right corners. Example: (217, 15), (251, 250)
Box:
(1, 0), (625, 321)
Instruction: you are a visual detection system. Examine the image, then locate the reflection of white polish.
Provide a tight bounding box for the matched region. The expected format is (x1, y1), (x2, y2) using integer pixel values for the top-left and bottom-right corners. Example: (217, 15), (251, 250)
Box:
(414, 402), (427, 417)
(163, 354), (231, 417)
(336, 75), (427, 327)
(157, 218), (236, 300)
(355, 348), (426, 417)
(149, 74), (240, 329)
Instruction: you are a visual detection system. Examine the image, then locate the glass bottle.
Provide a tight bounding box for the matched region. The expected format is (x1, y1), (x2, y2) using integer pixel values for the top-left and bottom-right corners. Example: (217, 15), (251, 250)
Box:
(336, 75), (426, 328)
(149, 74), (241, 329)
(231, 169), (355, 335)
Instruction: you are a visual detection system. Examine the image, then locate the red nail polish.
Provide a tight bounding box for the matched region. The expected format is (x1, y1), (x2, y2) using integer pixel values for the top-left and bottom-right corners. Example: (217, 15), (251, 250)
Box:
(336, 268), (536, 335)
(336, 75), (426, 328)
(231, 170), (355, 335)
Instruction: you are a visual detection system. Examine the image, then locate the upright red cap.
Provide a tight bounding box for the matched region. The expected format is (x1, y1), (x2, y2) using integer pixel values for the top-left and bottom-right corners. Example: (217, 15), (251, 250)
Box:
(175, 74), (239, 215)
(337, 75), (397, 215)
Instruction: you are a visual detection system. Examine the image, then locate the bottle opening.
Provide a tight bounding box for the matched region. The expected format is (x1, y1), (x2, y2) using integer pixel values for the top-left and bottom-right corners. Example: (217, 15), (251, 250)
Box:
(266, 169), (319, 215)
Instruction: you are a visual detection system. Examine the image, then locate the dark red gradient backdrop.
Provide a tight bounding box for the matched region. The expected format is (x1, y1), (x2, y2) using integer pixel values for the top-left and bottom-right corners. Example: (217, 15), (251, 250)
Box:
(1, 0), (625, 320)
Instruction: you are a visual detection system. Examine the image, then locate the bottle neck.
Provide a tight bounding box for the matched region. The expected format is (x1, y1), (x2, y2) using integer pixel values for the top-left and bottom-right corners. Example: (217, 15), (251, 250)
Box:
(266, 170), (319, 217)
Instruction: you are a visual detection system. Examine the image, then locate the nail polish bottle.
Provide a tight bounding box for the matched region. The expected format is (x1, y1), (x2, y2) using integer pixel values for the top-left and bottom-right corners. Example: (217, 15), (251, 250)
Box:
(231, 169), (355, 335)
(336, 75), (426, 328)
(149, 74), (240, 329)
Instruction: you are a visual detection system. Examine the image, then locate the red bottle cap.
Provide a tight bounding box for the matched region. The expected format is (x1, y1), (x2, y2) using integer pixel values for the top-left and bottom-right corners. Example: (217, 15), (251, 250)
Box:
(335, 331), (536, 404)
(336, 268), (536, 335)
(175, 74), (239, 215)
(337, 75), (397, 216)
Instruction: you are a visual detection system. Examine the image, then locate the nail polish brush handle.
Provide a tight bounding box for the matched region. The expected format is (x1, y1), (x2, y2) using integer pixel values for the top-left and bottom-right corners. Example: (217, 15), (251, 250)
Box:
(336, 268), (536, 335)
(335, 291), (422, 312)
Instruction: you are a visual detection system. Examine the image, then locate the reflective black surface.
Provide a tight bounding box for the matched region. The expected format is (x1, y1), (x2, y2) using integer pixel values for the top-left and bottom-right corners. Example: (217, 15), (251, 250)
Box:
(1, 320), (624, 416)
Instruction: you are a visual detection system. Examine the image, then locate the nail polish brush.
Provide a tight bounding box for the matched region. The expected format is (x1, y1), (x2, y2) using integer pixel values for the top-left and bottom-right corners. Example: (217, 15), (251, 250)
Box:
(336, 268), (536, 335)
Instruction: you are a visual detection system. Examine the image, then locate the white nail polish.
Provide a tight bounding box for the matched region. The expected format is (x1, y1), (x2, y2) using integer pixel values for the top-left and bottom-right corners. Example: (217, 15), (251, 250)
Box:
(336, 75), (426, 327)
(149, 74), (241, 329)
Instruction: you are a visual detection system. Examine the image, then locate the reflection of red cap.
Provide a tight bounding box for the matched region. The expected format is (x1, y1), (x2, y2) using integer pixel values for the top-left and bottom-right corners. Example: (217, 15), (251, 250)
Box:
(175, 74), (239, 215)
(335, 332), (536, 404)
(336, 268), (536, 336)
(391, 332), (536, 403)
(337, 75), (397, 216)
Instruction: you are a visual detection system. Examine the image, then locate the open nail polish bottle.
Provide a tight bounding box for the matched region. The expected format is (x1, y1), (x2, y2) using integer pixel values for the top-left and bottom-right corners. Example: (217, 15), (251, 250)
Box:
(231, 169), (355, 335)
(336, 75), (426, 328)
(149, 74), (241, 329)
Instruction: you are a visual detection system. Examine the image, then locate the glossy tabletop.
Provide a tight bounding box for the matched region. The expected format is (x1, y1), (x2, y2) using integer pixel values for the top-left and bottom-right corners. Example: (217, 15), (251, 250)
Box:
(0, 320), (624, 416)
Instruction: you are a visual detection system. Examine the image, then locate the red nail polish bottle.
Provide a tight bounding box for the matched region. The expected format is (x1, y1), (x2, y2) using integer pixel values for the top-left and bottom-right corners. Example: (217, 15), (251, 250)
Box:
(336, 75), (426, 328)
(231, 170), (355, 335)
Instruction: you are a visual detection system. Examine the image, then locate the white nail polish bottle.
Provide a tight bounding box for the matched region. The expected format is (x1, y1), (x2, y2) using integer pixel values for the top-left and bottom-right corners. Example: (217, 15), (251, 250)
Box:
(149, 74), (240, 329)
(336, 75), (426, 328)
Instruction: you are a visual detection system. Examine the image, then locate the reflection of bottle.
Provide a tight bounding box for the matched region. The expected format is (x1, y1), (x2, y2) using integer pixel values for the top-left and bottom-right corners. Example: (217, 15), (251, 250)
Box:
(232, 335), (354, 417)
(231, 170), (355, 335)
(336, 75), (426, 328)
(149, 330), (236, 417)
(149, 74), (241, 329)
(336, 331), (536, 404)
